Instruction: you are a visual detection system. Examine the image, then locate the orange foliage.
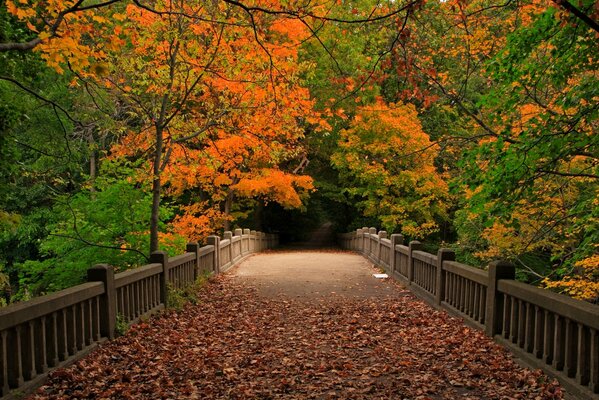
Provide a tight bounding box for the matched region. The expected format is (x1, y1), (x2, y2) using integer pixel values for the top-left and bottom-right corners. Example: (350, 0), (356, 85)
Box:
(7, 0), (322, 242)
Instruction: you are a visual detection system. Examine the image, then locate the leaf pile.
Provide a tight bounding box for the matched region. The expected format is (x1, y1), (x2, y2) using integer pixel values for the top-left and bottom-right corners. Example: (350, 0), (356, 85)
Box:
(31, 276), (563, 399)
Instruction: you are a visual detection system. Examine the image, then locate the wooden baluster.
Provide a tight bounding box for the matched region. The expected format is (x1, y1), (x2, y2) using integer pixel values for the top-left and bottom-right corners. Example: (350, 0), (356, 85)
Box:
(47, 312), (59, 367)
(128, 285), (134, 321)
(116, 287), (125, 315)
(77, 303), (85, 350)
(524, 302), (534, 353)
(576, 324), (589, 386)
(473, 285), (480, 322)
(34, 317), (48, 373)
(133, 282), (139, 318)
(543, 311), (554, 365)
(565, 318), (578, 378)
(155, 274), (161, 307)
(68, 305), (77, 355)
(590, 328), (598, 393)
(459, 278), (464, 310)
(151, 275), (156, 308)
(1, 330), (9, 395)
(479, 287), (486, 324)
(136, 281), (141, 317)
(466, 281), (472, 316)
(93, 297), (101, 341)
(501, 294), (510, 338)
(470, 281), (476, 317)
(143, 278), (148, 311)
(58, 309), (68, 361)
(533, 306), (544, 358)
(517, 300), (526, 348)
(456, 277), (461, 310)
(450, 274), (456, 306)
(454, 275), (459, 307)
(553, 315), (565, 370)
(147, 278), (152, 309)
(460, 277), (466, 312)
(120, 287), (126, 321)
(445, 273), (451, 305)
(131, 283), (137, 318)
(86, 300), (93, 345)
(7, 326), (24, 387)
(23, 320), (36, 380)
(509, 297), (518, 343)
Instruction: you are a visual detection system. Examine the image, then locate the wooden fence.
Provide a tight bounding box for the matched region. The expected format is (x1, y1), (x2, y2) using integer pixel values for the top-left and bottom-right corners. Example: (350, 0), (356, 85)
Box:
(339, 228), (599, 399)
(0, 229), (277, 399)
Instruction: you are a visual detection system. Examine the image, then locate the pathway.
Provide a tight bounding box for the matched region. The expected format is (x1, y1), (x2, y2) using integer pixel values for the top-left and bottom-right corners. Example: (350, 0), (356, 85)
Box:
(30, 251), (563, 399)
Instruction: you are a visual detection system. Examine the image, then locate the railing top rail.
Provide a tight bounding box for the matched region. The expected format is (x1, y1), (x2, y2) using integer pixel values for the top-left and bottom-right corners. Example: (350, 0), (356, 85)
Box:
(395, 244), (409, 255)
(412, 250), (437, 265)
(219, 239), (231, 247)
(231, 236), (241, 242)
(115, 263), (162, 289)
(198, 245), (214, 257)
(169, 252), (195, 267)
(498, 280), (599, 330)
(380, 238), (392, 247)
(0, 281), (104, 331)
(443, 260), (488, 286)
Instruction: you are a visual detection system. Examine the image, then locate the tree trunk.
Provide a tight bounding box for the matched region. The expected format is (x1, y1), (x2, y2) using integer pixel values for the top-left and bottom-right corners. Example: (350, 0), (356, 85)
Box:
(150, 126), (163, 253)
(88, 131), (96, 197)
(223, 191), (233, 231)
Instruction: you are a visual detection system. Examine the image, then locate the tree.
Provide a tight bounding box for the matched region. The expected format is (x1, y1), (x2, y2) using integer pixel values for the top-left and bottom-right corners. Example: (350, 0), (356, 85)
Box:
(332, 99), (449, 237)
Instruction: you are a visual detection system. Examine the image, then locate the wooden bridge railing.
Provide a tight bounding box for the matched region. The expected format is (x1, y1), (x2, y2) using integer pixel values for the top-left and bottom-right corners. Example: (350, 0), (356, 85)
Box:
(339, 228), (599, 399)
(0, 229), (278, 399)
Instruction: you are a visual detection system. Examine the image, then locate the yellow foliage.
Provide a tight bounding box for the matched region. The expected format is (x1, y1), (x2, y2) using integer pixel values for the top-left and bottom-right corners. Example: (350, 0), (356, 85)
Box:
(332, 99), (449, 238)
(544, 255), (599, 301)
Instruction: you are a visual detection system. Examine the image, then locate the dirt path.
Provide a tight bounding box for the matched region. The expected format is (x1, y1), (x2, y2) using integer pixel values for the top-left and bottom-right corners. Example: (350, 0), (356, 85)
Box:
(30, 251), (563, 399)
(232, 250), (398, 299)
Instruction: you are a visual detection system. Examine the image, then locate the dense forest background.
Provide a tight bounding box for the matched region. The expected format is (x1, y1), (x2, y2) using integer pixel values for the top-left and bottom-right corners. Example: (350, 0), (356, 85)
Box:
(0, 0), (597, 304)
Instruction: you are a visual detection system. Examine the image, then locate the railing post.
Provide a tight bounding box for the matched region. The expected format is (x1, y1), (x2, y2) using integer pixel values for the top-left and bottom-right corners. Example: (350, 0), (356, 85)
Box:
(485, 260), (515, 337)
(378, 231), (387, 265)
(150, 251), (169, 306)
(234, 229), (242, 258)
(243, 229), (251, 254)
(250, 230), (257, 252)
(207, 236), (220, 273)
(361, 227), (368, 253)
(435, 249), (455, 305)
(186, 242), (200, 280)
(368, 228), (376, 259)
(223, 231), (233, 265)
(408, 241), (421, 285)
(87, 264), (116, 340)
(390, 234), (404, 275)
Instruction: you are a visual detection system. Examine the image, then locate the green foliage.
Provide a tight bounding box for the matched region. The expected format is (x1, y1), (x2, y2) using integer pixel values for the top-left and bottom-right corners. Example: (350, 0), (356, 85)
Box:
(166, 273), (210, 310)
(456, 4), (598, 278)
(14, 163), (183, 298)
(115, 313), (128, 337)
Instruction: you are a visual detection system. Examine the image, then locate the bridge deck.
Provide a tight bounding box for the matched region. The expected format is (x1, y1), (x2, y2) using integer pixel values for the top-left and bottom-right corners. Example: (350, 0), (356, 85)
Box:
(30, 251), (562, 399)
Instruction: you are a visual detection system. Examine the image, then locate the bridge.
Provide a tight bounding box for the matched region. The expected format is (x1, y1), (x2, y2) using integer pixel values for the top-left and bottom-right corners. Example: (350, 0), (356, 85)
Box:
(1, 229), (597, 399)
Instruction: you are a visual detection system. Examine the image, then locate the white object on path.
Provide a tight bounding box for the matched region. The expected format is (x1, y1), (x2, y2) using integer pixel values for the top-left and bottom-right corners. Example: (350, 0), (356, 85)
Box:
(373, 273), (388, 279)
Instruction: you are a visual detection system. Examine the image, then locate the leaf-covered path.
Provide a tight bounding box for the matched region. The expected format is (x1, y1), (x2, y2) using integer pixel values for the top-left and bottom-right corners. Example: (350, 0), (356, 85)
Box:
(31, 251), (563, 399)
